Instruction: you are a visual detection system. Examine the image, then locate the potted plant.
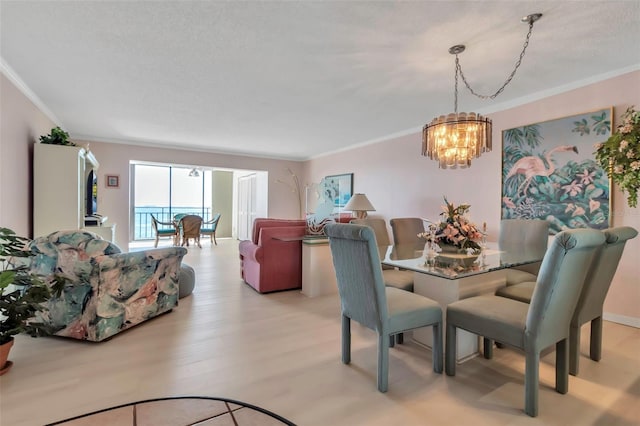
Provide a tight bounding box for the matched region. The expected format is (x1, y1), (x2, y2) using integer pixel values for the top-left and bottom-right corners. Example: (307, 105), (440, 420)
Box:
(0, 228), (60, 375)
(39, 126), (76, 146)
(595, 106), (640, 208)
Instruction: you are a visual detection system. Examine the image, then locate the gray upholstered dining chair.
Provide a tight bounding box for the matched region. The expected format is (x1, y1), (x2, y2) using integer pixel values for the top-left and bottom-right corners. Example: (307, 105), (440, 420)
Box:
(499, 219), (550, 285)
(445, 229), (605, 417)
(325, 223), (443, 392)
(351, 218), (414, 292)
(390, 217), (425, 249)
(496, 226), (638, 376)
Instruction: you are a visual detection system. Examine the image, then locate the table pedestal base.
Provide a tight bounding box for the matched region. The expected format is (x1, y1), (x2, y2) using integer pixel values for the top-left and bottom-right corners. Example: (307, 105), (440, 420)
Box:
(412, 269), (507, 362)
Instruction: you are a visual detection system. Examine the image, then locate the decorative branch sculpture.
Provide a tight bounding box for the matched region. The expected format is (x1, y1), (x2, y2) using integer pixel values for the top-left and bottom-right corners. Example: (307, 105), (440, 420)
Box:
(276, 168), (302, 219)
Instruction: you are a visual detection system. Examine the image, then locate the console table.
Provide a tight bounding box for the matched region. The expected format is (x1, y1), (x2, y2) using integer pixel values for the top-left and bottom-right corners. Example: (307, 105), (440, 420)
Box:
(274, 235), (339, 297)
(301, 237), (338, 297)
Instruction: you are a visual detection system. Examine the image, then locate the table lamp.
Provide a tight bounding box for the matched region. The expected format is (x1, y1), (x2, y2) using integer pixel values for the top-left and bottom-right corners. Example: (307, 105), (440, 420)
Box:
(344, 193), (376, 219)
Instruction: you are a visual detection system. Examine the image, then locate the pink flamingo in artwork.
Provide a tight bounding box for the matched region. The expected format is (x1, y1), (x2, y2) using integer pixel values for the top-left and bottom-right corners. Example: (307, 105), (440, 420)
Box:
(506, 145), (579, 195)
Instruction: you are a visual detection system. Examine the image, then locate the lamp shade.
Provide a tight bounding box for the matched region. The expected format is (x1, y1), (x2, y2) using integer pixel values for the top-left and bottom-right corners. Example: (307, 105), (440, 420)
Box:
(344, 193), (376, 219)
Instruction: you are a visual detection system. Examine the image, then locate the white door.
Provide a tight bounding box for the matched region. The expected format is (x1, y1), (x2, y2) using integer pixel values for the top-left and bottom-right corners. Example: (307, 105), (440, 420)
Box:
(237, 174), (257, 241)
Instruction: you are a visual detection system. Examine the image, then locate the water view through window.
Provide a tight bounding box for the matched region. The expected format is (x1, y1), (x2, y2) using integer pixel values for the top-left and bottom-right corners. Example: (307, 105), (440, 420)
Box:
(133, 164), (213, 240)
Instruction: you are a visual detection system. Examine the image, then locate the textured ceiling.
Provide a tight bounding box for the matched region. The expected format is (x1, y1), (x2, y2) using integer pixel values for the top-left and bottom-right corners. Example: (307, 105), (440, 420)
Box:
(1, 1), (639, 160)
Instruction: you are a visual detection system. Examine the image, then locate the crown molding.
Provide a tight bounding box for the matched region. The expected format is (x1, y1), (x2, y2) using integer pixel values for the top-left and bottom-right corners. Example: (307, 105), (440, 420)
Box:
(0, 57), (62, 126)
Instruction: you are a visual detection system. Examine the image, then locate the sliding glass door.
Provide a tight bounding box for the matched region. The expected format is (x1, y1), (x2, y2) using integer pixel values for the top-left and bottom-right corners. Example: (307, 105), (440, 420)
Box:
(133, 164), (212, 241)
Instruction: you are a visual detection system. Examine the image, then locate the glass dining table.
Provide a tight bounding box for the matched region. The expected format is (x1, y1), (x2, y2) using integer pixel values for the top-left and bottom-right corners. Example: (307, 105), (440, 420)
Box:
(381, 242), (545, 362)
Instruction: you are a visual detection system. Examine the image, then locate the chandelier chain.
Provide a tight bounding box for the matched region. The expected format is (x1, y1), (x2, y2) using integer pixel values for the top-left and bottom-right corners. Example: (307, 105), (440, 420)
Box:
(455, 19), (536, 100)
(454, 57), (459, 113)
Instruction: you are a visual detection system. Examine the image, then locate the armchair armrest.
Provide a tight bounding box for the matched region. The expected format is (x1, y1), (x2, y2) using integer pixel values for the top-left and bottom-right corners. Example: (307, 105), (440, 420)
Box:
(239, 240), (262, 263)
(204, 213), (221, 225)
(239, 226), (306, 264)
(156, 218), (177, 227)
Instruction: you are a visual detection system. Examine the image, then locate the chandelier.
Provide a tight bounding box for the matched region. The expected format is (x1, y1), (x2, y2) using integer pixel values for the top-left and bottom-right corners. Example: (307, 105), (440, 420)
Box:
(422, 13), (543, 168)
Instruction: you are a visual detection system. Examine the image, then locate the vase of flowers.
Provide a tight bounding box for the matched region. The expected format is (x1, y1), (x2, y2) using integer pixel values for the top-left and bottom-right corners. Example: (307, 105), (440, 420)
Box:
(418, 197), (483, 254)
(595, 106), (640, 208)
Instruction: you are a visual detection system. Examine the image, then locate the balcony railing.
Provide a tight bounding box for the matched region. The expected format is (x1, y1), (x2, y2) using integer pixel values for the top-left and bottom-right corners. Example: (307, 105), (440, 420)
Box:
(135, 207), (212, 240)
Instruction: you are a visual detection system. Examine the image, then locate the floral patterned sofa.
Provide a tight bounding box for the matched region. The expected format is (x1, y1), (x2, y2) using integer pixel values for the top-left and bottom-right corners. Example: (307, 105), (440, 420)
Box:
(27, 230), (187, 342)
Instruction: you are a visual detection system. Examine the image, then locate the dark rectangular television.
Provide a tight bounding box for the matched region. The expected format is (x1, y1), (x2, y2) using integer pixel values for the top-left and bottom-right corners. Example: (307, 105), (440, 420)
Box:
(86, 170), (98, 216)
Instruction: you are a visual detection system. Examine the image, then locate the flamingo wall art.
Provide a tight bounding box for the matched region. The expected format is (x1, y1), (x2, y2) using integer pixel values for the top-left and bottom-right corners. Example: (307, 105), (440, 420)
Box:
(501, 108), (612, 234)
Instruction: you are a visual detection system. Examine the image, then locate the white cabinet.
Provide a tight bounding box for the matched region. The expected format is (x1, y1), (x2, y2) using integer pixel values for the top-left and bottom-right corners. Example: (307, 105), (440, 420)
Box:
(83, 224), (117, 246)
(33, 144), (115, 241)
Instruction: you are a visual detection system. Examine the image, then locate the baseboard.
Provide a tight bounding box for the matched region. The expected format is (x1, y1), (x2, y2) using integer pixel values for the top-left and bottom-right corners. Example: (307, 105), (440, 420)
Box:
(603, 312), (640, 328)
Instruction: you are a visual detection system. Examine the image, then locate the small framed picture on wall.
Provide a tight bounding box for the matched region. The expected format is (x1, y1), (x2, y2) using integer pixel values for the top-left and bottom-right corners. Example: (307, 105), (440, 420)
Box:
(106, 175), (120, 188)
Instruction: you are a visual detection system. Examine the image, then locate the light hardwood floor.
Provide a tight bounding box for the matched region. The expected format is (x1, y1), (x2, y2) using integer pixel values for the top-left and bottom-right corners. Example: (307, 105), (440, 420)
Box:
(1, 239), (639, 426)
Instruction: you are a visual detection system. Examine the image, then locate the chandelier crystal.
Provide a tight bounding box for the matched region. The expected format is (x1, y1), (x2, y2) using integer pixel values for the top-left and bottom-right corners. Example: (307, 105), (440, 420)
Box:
(422, 112), (492, 169)
(422, 13), (542, 169)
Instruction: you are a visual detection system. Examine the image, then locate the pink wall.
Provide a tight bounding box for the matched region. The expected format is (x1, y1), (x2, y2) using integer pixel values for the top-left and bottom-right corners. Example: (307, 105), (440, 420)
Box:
(304, 70), (640, 325)
(0, 73), (55, 236)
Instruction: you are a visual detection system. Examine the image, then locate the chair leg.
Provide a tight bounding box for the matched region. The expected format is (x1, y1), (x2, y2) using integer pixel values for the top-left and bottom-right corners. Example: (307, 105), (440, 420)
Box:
(432, 322), (443, 373)
(524, 350), (540, 417)
(154, 236), (159, 248)
(445, 323), (457, 376)
(213, 232), (217, 245)
(590, 316), (602, 362)
(396, 332), (404, 344)
(483, 338), (494, 359)
(569, 323), (580, 376)
(556, 338), (569, 394)
(341, 315), (351, 365)
(377, 333), (390, 392)
(389, 335), (395, 348)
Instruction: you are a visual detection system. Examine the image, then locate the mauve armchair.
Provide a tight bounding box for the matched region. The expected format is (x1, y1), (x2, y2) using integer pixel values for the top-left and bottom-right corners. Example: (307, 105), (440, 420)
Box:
(238, 218), (307, 293)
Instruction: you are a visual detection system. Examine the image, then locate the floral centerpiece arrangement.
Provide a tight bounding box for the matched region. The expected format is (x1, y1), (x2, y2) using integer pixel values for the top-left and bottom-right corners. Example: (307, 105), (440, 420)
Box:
(595, 106), (640, 208)
(418, 197), (484, 254)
